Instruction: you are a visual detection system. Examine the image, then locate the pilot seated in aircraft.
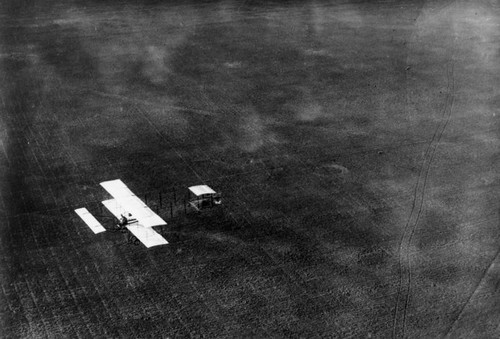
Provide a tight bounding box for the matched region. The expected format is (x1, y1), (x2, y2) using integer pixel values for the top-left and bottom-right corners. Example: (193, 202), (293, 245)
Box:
(117, 213), (137, 229)
(117, 214), (130, 229)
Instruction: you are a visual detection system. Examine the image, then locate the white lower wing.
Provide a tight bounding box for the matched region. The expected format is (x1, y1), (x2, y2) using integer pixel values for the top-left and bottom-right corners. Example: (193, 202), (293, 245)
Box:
(75, 208), (106, 234)
(118, 195), (166, 227)
(126, 225), (168, 248)
(102, 199), (168, 248)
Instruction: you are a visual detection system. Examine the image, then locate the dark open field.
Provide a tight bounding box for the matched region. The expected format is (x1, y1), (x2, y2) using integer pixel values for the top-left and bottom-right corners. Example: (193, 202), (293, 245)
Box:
(1, 0), (499, 337)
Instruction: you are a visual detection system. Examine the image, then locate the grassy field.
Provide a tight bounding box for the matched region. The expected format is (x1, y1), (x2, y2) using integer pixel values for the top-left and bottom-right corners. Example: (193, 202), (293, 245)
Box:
(1, 0), (499, 337)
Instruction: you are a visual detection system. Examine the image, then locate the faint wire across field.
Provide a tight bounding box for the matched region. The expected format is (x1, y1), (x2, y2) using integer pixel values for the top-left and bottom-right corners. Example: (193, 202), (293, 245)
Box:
(391, 0), (458, 334)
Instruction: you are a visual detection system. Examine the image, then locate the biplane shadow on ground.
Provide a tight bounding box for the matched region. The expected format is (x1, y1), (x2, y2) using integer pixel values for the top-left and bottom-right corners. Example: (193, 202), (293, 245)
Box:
(187, 185), (222, 212)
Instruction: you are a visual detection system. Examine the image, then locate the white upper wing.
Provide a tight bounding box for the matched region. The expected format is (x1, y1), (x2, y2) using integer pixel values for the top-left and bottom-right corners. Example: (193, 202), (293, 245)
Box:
(100, 179), (166, 227)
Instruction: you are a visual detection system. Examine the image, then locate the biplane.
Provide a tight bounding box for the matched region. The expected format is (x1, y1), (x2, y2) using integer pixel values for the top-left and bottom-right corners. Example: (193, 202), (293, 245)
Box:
(188, 185), (222, 211)
(75, 179), (168, 248)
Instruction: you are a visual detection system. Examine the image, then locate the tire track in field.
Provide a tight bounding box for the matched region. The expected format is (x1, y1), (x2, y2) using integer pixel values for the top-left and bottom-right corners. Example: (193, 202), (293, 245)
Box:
(443, 242), (500, 338)
(392, 61), (456, 338)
